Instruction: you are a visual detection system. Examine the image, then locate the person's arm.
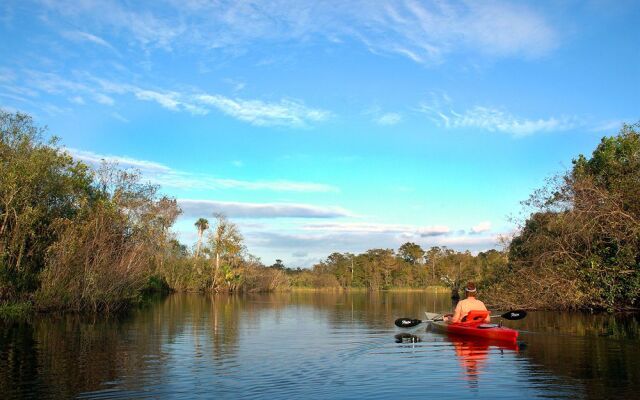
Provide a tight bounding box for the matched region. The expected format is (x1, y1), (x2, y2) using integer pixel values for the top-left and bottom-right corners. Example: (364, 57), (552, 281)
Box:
(482, 301), (491, 322)
(450, 303), (462, 323)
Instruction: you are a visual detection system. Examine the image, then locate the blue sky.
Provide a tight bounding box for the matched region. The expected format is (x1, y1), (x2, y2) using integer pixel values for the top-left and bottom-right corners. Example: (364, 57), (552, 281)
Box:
(1, 0), (639, 267)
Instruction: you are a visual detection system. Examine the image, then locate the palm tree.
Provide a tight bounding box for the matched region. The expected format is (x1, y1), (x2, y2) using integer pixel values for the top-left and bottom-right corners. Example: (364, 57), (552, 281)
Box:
(194, 218), (209, 257)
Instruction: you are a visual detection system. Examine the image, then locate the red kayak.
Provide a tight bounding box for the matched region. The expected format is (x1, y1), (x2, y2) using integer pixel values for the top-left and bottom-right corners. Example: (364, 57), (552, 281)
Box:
(425, 311), (519, 343)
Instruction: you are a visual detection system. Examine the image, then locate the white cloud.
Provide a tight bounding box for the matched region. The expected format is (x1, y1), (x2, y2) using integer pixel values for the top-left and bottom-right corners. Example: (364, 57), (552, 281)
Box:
(69, 96), (85, 105)
(68, 148), (173, 174)
(45, 1), (184, 51)
(133, 89), (183, 111)
(375, 112), (402, 126)
(10, 70), (329, 127)
(110, 112), (129, 123)
(179, 199), (352, 219)
(419, 95), (579, 136)
(26, 70), (90, 95)
(94, 93), (115, 106)
(302, 222), (450, 236)
(95, 82), (209, 115)
(246, 229), (500, 264)
(437, 234), (498, 248)
(470, 221), (491, 234)
(192, 178), (338, 192)
(353, 0), (557, 64)
(116, 86), (331, 125)
(61, 30), (116, 50)
(195, 94), (330, 127)
(66, 148), (338, 193)
(590, 120), (626, 132)
(40, 0), (559, 64)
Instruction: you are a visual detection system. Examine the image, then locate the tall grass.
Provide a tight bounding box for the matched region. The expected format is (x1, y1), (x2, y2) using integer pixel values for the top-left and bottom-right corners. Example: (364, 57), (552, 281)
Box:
(36, 202), (154, 313)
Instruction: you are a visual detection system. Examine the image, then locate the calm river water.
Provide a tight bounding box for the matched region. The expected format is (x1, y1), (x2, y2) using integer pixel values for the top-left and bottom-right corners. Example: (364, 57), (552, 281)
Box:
(1, 291), (639, 399)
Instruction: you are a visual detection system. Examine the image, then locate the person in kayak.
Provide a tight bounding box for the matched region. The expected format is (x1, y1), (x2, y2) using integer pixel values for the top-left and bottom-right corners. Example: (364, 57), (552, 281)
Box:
(444, 282), (491, 323)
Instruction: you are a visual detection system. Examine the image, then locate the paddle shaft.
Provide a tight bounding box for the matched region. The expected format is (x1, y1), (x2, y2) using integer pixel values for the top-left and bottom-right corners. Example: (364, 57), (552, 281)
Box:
(395, 310), (527, 328)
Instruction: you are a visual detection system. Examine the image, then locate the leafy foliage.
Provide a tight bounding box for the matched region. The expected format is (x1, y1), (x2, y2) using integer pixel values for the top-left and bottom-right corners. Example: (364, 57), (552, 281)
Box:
(0, 111), (94, 299)
(0, 110), (181, 312)
(488, 122), (640, 311)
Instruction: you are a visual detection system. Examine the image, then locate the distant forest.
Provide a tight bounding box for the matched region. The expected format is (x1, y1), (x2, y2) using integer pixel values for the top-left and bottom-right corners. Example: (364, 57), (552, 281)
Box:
(1, 109), (639, 314)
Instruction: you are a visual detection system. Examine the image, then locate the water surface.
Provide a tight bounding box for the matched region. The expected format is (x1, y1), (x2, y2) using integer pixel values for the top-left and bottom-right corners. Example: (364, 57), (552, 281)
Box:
(1, 291), (638, 399)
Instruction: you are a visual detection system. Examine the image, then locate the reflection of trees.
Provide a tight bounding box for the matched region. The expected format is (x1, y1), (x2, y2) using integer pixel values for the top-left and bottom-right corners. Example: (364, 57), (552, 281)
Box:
(0, 291), (451, 397)
(226, 290), (452, 331)
(0, 295), (247, 398)
(0, 313), (163, 398)
(510, 312), (640, 399)
(0, 322), (41, 398)
(3, 293), (637, 399)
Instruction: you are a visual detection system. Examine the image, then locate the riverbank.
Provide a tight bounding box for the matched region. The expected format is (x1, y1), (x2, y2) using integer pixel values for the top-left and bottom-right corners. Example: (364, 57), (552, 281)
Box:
(0, 301), (33, 319)
(289, 286), (448, 292)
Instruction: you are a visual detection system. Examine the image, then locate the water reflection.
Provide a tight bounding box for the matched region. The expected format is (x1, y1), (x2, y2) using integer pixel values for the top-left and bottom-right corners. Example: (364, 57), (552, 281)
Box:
(511, 312), (639, 399)
(450, 337), (519, 386)
(0, 292), (638, 399)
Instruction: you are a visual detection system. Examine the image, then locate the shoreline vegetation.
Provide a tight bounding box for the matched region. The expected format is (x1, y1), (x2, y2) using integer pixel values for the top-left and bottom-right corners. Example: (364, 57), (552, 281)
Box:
(1, 110), (639, 317)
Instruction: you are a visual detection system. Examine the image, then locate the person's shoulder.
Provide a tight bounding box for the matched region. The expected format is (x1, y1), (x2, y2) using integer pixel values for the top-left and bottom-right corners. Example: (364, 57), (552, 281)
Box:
(475, 299), (488, 308)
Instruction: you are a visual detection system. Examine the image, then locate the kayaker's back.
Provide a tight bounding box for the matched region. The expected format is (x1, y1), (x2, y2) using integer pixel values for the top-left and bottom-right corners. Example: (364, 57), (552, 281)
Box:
(454, 298), (490, 323)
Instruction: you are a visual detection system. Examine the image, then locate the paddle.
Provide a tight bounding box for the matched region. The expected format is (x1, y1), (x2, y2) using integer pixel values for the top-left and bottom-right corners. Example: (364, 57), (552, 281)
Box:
(394, 310), (527, 328)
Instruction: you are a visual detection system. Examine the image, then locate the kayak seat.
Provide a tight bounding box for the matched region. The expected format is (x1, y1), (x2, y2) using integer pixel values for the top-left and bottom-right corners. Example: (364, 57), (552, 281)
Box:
(461, 310), (490, 323)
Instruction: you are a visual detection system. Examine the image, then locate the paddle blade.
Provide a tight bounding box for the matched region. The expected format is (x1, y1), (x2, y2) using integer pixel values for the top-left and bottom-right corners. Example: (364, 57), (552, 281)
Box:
(501, 310), (527, 320)
(394, 318), (422, 328)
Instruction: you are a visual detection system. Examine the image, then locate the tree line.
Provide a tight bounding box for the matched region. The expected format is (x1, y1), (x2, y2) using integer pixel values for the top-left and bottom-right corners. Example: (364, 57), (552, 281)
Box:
(1, 109), (638, 314)
(282, 246), (506, 295)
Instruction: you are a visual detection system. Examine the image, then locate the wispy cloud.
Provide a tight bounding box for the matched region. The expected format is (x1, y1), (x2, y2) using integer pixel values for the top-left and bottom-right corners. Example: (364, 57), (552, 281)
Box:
(246, 229), (499, 258)
(419, 94), (579, 136)
(590, 119), (627, 132)
(302, 222), (450, 236)
(103, 81), (330, 126)
(470, 221), (491, 234)
(355, 1), (557, 64)
(39, 0), (559, 64)
(44, 0), (184, 51)
(195, 94), (330, 127)
(61, 30), (116, 51)
(69, 96), (85, 105)
(179, 199), (352, 219)
(94, 92), (115, 106)
(67, 148), (338, 193)
(375, 112), (403, 126)
(436, 234), (498, 248)
(7, 70), (330, 127)
(133, 89), (182, 111)
(110, 112), (129, 123)
(69, 148), (173, 174)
